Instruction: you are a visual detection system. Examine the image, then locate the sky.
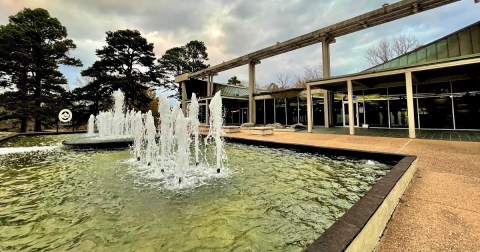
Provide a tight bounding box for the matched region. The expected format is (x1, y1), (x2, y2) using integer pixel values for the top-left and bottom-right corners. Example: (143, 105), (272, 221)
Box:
(1, 0), (479, 91)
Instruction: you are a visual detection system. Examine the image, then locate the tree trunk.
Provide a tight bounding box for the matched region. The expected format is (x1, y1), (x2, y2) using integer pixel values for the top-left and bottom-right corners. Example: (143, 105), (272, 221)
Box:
(20, 118), (27, 133)
(34, 76), (42, 132)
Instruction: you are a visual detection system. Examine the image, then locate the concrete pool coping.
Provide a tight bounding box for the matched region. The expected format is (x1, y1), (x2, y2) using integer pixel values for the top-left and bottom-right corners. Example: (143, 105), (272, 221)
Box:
(1, 132), (416, 251)
(0, 131), (87, 144)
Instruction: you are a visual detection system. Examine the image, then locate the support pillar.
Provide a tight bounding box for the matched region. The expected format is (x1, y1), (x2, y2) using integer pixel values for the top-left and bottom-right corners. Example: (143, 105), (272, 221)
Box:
(322, 40), (331, 78)
(347, 79), (355, 135)
(205, 75), (213, 124)
(205, 99), (209, 124)
(307, 85), (313, 133)
(322, 39), (333, 128)
(248, 61), (259, 124)
(181, 82), (187, 115)
(405, 71), (416, 138)
(323, 90), (330, 128)
(207, 75), (213, 96)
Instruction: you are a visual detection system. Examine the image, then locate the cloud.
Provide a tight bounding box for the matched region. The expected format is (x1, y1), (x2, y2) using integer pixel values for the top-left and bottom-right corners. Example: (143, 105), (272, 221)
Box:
(1, 0), (479, 91)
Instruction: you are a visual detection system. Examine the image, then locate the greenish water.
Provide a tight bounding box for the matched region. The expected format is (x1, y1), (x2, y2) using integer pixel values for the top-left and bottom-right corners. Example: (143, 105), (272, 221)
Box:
(0, 135), (390, 251)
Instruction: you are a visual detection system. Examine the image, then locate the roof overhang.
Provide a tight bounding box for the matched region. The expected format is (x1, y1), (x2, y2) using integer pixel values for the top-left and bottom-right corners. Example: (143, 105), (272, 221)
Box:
(308, 56), (480, 91)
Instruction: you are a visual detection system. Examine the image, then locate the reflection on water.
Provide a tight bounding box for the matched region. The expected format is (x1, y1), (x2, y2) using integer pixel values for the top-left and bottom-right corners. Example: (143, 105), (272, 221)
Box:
(0, 135), (390, 251)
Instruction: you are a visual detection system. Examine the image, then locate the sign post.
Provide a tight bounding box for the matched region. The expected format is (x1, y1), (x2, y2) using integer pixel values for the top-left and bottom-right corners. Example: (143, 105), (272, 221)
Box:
(57, 109), (73, 133)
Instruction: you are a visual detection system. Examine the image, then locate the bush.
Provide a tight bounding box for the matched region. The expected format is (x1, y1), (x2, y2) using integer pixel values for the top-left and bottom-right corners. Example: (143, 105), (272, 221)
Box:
(265, 123), (284, 129)
(290, 123), (306, 129)
(241, 122), (255, 128)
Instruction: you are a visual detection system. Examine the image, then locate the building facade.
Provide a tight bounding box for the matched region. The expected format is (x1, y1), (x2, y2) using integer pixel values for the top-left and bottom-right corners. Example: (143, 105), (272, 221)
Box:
(179, 21), (480, 137)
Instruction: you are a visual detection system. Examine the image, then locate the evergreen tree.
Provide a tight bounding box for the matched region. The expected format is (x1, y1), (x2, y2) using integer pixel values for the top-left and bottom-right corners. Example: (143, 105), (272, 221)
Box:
(0, 8), (82, 132)
(157, 40), (209, 99)
(81, 29), (157, 111)
(227, 76), (242, 86)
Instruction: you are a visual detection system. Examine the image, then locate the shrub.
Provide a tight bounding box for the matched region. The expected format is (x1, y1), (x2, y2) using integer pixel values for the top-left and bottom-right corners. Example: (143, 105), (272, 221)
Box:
(241, 122), (255, 128)
(265, 123), (284, 129)
(290, 123), (306, 129)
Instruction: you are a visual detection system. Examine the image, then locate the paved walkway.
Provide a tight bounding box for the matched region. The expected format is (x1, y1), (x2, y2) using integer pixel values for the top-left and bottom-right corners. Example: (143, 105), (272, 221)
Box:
(226, 131), (480, 251)
(307, 127), (480, 142)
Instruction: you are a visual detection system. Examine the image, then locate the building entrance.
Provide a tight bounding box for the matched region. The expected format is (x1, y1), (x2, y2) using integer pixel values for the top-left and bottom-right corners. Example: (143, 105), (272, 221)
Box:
(342, 100), (364, 127)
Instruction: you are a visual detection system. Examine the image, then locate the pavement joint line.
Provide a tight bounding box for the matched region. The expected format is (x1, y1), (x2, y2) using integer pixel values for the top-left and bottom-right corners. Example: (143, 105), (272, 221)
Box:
(396, 139), (412, 154)
(410, 197), (480, 215)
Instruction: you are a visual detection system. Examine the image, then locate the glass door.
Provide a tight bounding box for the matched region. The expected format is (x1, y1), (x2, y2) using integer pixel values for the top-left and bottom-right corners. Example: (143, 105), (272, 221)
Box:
(241, 107), (248, 124)
(342, 101), (362, 127)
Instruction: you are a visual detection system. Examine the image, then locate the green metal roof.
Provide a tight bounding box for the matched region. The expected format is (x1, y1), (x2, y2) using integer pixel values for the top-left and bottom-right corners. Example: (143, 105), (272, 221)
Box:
(365, 21), (480, 72)
(213, 83), (249, 97)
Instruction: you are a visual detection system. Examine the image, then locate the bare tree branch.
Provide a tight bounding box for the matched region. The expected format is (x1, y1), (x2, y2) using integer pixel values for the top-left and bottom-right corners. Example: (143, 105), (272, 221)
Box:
(392, 34), (421, 57)
(365, 39), (392, 66)
(292, 74), (305, 88)
(303, 65), (323, 82)
(276, 73), (291, 89)
(365, 35), (421, 66)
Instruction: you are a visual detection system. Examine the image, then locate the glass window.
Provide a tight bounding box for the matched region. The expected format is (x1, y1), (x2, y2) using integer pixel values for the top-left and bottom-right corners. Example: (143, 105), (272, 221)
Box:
(417, 96), (453, 129)
(388, 96), (408, 128)
(312, 97), (324, 126)
(452, 80), (480, 129)
(363, 89), (388, 127)
(199, 104), (207, 124)
(332, 92), (344, 126)
(416, 82), (453, 129)
(417, 82), (450, 95)
(298, 97), (308, 125)
(286, 98), (296, 125)
(255, 100), (265, 125)
(275, 98), (286, 125)
(265, 99), (275, 124)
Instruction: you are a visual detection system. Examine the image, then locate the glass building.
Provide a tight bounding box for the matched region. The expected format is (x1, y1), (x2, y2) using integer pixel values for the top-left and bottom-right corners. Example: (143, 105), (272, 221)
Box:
(180, 22), (480, 137)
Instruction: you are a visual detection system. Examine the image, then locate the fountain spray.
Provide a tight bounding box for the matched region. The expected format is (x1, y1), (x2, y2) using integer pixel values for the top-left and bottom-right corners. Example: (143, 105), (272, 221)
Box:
(208, 91), (224, 173)
(188, 93), (200, 166)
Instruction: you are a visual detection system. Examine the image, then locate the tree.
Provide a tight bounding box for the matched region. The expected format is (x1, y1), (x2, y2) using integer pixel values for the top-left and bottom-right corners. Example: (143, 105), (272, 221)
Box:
(0, 8), (82, 132)
(227, 76), (242, 85)
(157, 40), (209, 99)
(183, 40), (209, 73)
(266, 83), (281, 91)
(81, 29), (156, 111)
(392, 35), (421, 56)
(276, 73), (291, 89)
(71, 76), (111, 124)
(365, 35), (421, 66)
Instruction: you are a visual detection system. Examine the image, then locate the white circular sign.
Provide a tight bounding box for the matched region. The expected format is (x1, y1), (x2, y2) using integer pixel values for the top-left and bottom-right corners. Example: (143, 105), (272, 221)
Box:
(58, 109), (73, 122)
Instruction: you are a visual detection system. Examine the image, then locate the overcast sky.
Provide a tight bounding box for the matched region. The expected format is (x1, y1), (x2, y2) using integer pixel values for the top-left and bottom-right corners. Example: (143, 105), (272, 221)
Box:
(1, 0), (479, 90)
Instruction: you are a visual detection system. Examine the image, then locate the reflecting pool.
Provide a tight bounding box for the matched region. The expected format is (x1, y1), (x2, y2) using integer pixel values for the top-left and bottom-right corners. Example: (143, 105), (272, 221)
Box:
(0, 135), (390, 251)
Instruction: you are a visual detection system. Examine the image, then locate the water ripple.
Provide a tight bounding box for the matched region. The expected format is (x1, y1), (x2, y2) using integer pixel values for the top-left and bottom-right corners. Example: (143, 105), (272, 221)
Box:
(0, 135), (391, 251)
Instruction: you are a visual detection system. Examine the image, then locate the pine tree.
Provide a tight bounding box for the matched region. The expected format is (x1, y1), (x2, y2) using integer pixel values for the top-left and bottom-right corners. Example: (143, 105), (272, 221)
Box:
(0, 8), (82, 132)
(81, 29), (157, 111)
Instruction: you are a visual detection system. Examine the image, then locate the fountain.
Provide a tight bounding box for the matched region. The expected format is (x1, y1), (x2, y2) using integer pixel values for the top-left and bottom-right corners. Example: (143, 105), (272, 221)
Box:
(129, 91), (226, 188)
(64, 89), (227, 187)
(4, 88), (413, 251)
(1, 92), (409, 250)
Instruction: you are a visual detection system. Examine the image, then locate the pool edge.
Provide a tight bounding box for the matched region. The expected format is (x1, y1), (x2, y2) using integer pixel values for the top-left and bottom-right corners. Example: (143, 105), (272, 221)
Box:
(2, 133), (417, 251)
(223, 137), (417, 252)
(307, 156), (416, 252)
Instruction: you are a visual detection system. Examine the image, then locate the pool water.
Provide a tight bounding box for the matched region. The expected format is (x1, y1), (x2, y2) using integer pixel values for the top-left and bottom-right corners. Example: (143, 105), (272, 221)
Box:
(0, 135), (390, 251)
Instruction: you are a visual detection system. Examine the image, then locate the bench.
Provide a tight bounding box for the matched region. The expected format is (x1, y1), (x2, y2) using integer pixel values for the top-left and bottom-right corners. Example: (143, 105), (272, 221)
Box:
(198, 125), (241, 134)
(222, 126), (241, 133)
(247, 127), (274, 136)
